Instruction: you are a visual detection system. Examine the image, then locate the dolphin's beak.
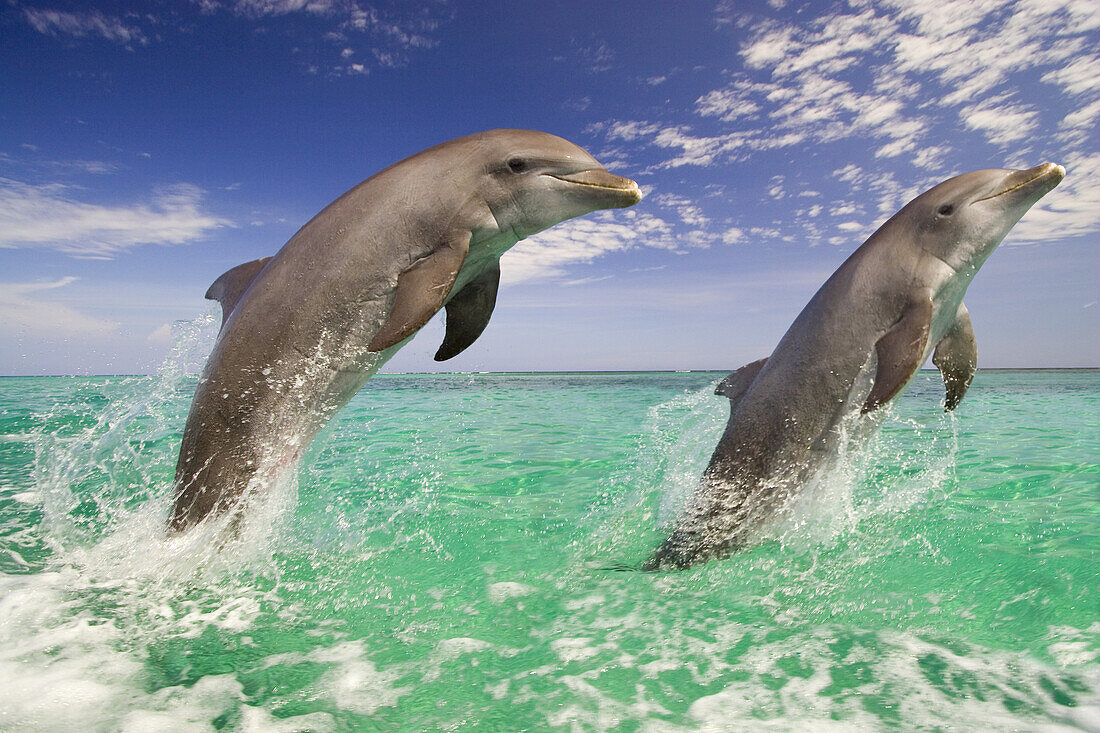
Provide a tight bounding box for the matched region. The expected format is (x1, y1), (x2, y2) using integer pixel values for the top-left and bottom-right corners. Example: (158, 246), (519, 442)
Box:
(549, 168), (643, 206)
(973, 162), (1065, 204)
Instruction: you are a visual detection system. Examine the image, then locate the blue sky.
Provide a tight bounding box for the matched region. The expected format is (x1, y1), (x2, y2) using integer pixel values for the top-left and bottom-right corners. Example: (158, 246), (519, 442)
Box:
(2, 0), (1097, 375)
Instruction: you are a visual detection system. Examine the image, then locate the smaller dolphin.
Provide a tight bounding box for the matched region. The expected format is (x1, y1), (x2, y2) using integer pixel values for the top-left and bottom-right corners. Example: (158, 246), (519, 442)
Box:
(170, 130), (641, 531)
(646, 163), (1065, 570)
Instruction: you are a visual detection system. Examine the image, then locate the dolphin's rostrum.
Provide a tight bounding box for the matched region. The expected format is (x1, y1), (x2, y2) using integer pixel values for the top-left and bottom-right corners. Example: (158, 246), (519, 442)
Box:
(646, 163), (1065, 570)
(170, 130), (641, 531)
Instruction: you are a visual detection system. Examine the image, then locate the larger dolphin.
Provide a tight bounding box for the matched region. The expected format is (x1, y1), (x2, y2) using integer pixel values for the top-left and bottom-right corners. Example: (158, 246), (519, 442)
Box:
(170, 129), (641, 531)
(646, 163), (1064, 569)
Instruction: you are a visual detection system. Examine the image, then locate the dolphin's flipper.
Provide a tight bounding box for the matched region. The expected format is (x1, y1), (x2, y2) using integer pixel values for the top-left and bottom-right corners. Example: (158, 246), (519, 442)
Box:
(205, 257), (272, 327)
(716, 358), (768, 405)
(368, 236), (471, 352)
(862, 295), (934, 413)
(434, 262), (500, 361)
(932, 304), (977, 411)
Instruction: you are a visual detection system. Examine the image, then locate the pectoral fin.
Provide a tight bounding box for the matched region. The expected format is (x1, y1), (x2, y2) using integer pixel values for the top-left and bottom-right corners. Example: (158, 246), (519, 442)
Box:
(862, 294), (934, 414)
(933, 304), (977, 411)
(368, 235), (470, 352)
(434, 262), (500, 361)
(716, 357), (767, 407)
(205, 256), (272, 328)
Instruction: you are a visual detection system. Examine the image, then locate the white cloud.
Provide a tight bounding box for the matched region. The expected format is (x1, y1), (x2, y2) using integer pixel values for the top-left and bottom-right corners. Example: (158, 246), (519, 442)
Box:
(23, 8), (146, 45)
(0, 278), (118, 337)
(767, 175), (785, 200)
(1041, 56), (1100, 96)
(601, 121), (663, 141)
(0, 179), (229, 258)
(696, 88), (760, 121)
(961, 99), (1040, 145)
(741, 28), (796, 69)
(0, 150), (121, 177)
(556, 40), (615, 73)
(59, 160), (119, 174)
(652, 194), (710, 227)
(24, 2), (447, 75)
(211, 1), (446, 71)
(609, 0), (1098, 161)
(722, 227), (745, 244)
(561, 274), (614, 287)
(146, 323), (174, 345)
(222, 0), (336, 17)
(501, 210), (686, 284)
(1009, 152), (1100, 244)
(592, 0), (1099, 247)
(1061, 100), (1100, 130)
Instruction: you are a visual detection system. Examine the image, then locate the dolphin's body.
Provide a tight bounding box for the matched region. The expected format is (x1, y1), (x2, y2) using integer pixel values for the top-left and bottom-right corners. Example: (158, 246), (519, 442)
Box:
(647, 163), (1064, 570)
(170, 129), (641, 531)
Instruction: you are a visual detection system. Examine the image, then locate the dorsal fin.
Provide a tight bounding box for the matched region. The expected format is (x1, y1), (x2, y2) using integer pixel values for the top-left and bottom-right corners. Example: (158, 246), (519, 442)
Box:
(716, 357), (767, 406)
(205, 257), (272, 327)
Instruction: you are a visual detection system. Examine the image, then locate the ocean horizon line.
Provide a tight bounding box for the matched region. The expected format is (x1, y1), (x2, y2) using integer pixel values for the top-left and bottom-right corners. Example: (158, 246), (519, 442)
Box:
(2, 367), (1098, 379)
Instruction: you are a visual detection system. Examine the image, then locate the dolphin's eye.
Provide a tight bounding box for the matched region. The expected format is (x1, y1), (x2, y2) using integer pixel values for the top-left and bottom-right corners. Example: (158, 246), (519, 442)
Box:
(938, 204), (955, 216)
(507, 158), (528, 173)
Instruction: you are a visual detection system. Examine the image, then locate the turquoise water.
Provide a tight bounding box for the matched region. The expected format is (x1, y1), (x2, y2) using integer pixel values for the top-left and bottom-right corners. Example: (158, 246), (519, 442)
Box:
(0, 329), (1097, 729)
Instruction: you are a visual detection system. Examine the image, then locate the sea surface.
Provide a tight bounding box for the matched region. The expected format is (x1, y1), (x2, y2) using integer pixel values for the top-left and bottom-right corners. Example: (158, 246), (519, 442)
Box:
(0, 329), (1097, 730)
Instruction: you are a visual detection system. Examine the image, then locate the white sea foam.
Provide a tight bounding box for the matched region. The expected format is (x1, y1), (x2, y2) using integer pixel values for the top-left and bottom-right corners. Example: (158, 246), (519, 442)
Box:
(317, 654), (409, 716)
(487, 580), (535, 603)
(0, 568), (329, 731)
(527, 609), (1099, 732)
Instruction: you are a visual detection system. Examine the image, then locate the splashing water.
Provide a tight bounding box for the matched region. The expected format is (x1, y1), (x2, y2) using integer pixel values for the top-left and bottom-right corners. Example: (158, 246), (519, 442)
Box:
(0, 332), (1097, 730)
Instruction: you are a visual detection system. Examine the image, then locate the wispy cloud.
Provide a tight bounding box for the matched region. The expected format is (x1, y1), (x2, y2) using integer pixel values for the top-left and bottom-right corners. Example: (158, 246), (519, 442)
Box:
(961, 98), (1040, 145)
(0, 179), (229, 258)
(1009, 152), (1100, 244)
(652, 193), (711, 228)
(0, 150), (121, 177)
(22, 8), (147, 45)
(197, 0), (447, 73)
(591, 0), (1099, 247)
(21, 2), (448, 75)
(698, 1), (1095, 157)
(0, 278), (118, 337)
(502, 209), (688, 284)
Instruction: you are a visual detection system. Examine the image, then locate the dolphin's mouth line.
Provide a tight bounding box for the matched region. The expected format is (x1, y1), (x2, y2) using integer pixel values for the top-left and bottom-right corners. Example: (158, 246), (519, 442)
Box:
(546, 172), (641, 193)
(971, 164), (1063, 204)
